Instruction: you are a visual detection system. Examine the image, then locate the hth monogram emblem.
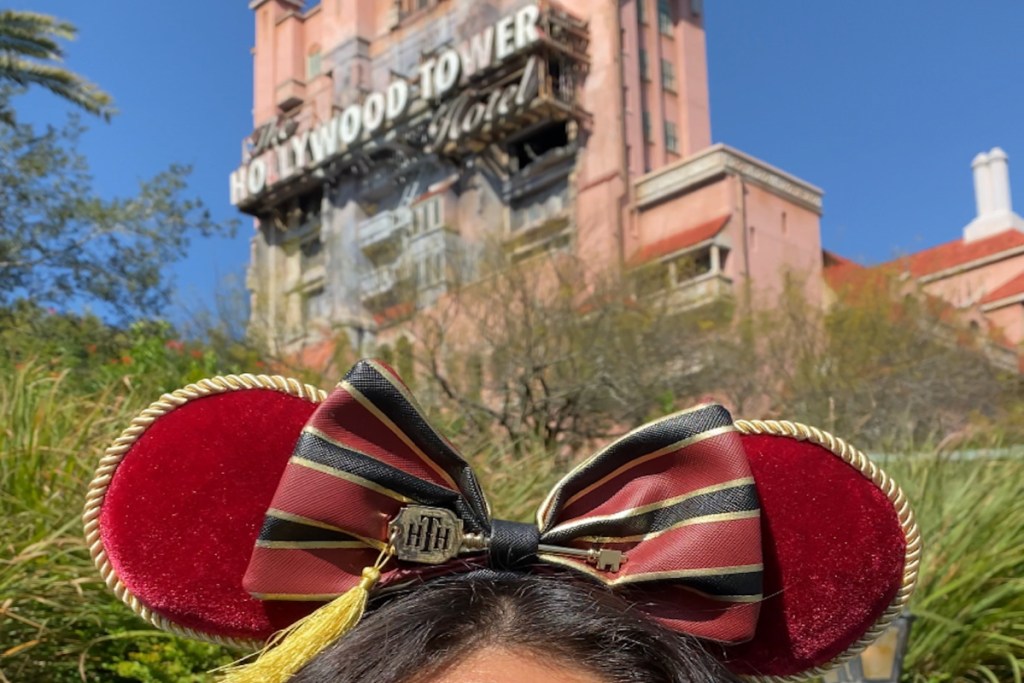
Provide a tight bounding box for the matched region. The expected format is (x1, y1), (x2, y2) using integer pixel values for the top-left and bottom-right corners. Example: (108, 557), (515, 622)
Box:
(388, 505), (626, 571)
(390, 506), (464, 564)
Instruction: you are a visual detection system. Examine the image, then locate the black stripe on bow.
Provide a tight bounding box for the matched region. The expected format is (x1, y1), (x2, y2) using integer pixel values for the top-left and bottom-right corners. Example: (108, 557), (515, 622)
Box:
(542, 482), (760, 545)
(344, 361), (490, 529)
(291, 431), (486, 533)
(540, 404), (735, 530)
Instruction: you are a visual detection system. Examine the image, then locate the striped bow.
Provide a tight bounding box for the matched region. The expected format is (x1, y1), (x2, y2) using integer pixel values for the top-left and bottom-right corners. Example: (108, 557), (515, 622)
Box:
(243, 359), (763, 644)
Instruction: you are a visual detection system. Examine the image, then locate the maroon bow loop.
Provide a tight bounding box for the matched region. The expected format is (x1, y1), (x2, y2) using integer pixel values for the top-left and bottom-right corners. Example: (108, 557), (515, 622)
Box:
(243, 360), (763, 644)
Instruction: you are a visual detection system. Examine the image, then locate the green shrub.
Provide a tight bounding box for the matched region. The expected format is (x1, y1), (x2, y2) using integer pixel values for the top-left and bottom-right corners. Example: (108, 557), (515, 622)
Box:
(0, 306), (262, 682)
(886, 453), (1024, 682)
(1, 341), (1022, 681)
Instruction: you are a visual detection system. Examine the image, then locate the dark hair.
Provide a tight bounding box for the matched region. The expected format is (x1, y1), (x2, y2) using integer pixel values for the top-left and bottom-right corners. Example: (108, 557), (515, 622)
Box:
(291, 574), (738, 683)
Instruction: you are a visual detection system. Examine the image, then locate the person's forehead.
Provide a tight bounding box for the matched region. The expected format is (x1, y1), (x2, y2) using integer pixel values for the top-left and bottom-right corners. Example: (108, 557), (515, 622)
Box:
(425, 646), (606, 683)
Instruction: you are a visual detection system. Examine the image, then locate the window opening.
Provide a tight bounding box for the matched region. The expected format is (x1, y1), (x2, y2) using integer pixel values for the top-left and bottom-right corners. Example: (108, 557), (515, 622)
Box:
(307, 48), (322, 80)
(661, 59), (676, 91)
(667, 249), (711, 283)
(657, 0), (673, 35)
(509, 122), (569, 172)
(664, 121), (678, 153)
(297, 188), (323, 229)
(399, 0), (437, 20)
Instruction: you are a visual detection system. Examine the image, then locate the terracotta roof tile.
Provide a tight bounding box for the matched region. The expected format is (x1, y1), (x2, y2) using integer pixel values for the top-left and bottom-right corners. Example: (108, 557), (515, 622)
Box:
(982, 271), (1024, 306)
(884, 229), (1024, 279)
(629, 214), (731, 265)
(823, 248), (1023, 366)
(822, 250), (868, 290)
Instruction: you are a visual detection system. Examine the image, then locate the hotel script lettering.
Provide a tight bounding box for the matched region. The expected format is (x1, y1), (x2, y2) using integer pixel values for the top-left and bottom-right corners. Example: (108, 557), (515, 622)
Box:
(231, 4), (543, 205)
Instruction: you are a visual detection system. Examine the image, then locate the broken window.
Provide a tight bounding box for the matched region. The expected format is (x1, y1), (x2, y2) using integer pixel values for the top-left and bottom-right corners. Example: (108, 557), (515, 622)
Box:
(291, 188), (323, 232)
(547, 57), (577, 104)
(508, 122), (569, 172)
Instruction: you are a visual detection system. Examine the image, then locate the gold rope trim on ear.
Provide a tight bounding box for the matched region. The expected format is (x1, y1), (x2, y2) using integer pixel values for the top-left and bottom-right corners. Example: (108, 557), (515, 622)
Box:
(734, 419), (922, 683)
(81, 374), (328, 650)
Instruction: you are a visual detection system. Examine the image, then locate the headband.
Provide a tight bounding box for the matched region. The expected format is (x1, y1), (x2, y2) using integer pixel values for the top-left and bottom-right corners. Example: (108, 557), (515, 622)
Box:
(84, 359), (919, 682)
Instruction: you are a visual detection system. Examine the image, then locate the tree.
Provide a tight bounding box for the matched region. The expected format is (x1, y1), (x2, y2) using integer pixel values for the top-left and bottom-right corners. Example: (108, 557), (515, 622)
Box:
(407, 250), (1015, 457)
(0, 92), (235, 319)
(0, 9), (114, 124)
(707, 271), (1012, 450)
(408, 250), (720, 457)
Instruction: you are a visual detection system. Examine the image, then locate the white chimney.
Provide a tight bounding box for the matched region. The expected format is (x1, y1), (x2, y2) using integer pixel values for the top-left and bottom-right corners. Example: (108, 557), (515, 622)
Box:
(971, 152), (993, 217)
(988, 147), (1012, 214)
(964, 147), (1024, 242)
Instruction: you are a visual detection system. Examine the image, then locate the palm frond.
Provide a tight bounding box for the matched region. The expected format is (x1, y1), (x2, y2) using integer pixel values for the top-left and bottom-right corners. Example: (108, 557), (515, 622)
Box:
(0, 57), (113, 119)
(0, 26), (65, 60)
(0, 10), (76, 42)
(0, 10), (113, 120)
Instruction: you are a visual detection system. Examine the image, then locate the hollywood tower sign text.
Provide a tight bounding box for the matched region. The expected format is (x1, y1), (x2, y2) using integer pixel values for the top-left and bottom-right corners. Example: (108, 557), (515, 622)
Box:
(230, 4), (544, 207)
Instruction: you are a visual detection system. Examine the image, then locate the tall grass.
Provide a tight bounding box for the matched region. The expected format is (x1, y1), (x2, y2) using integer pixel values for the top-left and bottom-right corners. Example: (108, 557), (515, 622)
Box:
(0, 362), (231, 682)
(1, 362), (1022, 681)
(886, 453), (1024, 682)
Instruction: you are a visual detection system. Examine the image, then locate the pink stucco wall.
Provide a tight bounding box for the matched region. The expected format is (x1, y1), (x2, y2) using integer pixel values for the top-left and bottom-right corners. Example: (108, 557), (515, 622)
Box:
(628, 172), (823, 306)
(920, 253), (1024, 308)
(673, 3), (711, 157)
(731, 180), (823, 305)
(619, 1), (645, 178)
(616, 0), (710, 175)
(916, 250), (1024, 348)
(560, 0), (628, 274)
(246, 0), (827, 346)
(631, 179), (731, 252)
(250, 1), (711, 173)
(985, 304), (1024, 346)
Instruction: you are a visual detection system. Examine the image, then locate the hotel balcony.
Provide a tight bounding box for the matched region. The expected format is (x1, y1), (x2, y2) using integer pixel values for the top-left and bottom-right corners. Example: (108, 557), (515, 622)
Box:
(361, 267), (395, 299)
(660, 272), (733, 311)
(360, 266), (408, 308)
(357, 208), (413, 260)
(275, 78), (306, 111)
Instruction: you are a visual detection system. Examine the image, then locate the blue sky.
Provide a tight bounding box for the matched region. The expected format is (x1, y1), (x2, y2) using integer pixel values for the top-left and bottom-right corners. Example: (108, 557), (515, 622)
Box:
(17, 1), (1024, 320)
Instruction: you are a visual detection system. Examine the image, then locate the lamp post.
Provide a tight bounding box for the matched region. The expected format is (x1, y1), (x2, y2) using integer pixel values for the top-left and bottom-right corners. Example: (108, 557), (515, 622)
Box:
(823, 613), (914, 683)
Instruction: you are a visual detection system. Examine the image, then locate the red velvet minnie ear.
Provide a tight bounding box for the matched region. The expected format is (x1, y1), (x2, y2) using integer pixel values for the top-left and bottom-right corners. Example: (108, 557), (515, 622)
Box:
(722, 420), (920, 681)
(83, 375), (327, 647)
(86, 374), (919, 682)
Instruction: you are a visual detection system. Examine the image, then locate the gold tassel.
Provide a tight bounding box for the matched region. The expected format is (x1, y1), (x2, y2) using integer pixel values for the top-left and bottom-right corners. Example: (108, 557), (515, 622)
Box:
(219, 556), (387, 683)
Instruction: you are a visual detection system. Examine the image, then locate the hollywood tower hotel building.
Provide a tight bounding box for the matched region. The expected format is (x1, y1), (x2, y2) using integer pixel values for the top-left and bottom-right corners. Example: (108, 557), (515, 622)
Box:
(231, 0), (825, 350)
